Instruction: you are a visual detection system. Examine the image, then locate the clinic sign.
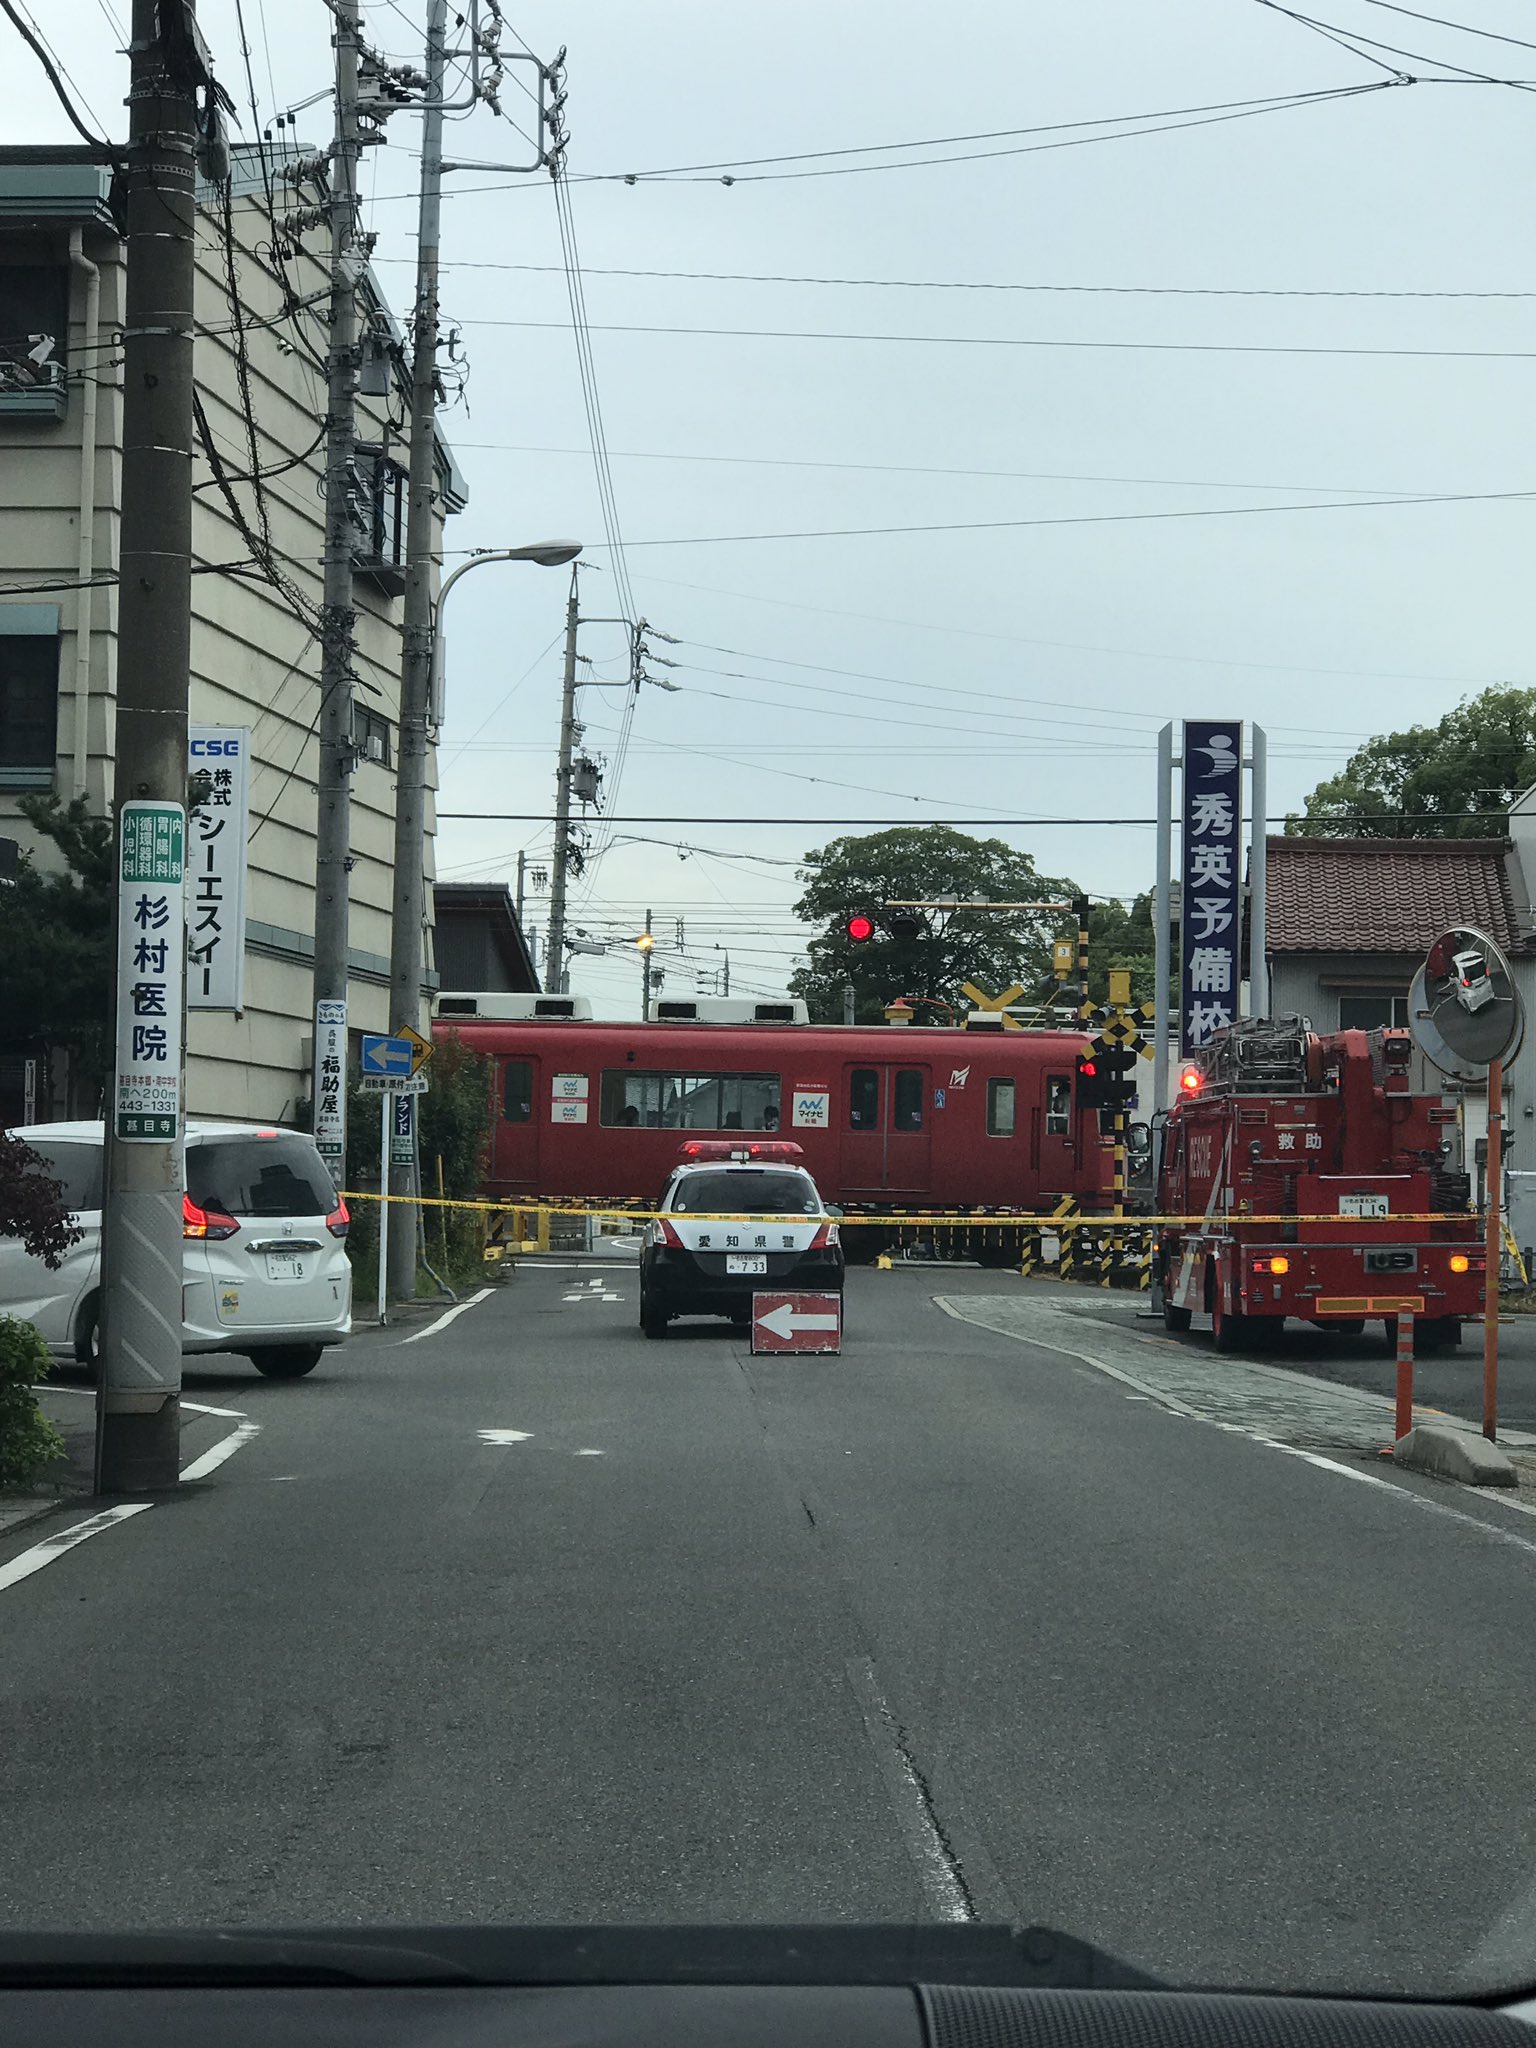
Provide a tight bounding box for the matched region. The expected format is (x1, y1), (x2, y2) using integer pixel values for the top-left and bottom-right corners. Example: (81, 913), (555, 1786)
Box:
(114, 802), (185, 1142)
(188, 725), (250, 1010)
(1180, 720), (1242, 1056)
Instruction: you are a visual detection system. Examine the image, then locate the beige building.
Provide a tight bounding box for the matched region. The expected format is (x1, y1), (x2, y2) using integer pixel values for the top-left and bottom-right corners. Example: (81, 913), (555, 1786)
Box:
(0, 142), (461, 1123)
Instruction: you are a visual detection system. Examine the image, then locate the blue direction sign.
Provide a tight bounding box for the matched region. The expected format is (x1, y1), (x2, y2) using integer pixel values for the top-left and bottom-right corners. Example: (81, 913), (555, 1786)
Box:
(360, 1032), (416, 1078)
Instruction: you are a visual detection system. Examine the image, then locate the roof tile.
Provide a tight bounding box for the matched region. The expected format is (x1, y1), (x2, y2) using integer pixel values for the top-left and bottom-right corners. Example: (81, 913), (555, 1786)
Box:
(1265, 837), (1520, 954)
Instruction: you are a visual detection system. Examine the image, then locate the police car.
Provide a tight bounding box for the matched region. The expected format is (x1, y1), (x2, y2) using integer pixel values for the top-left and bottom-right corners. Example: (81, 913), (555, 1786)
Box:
(639, 1141), (844, 1338)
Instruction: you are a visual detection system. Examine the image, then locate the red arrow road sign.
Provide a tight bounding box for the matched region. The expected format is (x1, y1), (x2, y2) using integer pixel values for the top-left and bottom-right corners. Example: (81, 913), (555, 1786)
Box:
(751, 1291), (842, 1354)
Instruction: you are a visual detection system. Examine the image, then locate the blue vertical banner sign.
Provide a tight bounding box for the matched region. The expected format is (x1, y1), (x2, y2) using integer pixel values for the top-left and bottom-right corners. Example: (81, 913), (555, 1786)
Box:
(1180, 720), (1243, 1056)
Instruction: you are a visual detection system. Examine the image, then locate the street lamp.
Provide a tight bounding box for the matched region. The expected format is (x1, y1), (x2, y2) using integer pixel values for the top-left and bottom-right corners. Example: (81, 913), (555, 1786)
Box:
(428, 540), (583, 723)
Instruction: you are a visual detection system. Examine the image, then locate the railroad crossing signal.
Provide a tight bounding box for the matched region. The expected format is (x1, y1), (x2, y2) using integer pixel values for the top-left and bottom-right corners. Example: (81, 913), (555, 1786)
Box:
(961, 980), (1026, 1029)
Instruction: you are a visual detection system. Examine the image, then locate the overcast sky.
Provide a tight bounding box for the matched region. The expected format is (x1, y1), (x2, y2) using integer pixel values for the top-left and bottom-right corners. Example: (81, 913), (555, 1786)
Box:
(6, 0), (1534, 1012)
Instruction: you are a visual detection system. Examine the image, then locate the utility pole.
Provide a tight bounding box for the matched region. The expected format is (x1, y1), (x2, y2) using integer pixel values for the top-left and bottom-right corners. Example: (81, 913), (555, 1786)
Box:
(97, 0), (203, 1491)
(515, 848), (526, 928)
(310, 0), (362, 1184)
(544, 564), (581, 996)
(386, 0), (447, 1304)
(641, 909), (654, 1020)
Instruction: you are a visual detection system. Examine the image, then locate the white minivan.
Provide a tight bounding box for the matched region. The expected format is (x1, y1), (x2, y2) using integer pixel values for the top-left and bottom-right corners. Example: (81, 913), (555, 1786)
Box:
(0, 1120), (353, 1378)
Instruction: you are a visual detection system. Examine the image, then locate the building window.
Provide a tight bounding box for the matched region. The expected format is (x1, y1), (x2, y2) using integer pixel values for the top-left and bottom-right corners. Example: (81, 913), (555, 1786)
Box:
(0, 613), (60, 788)
(599, 1069), (780, 1130)
(349, 444), (407, 596)
(1338, 993), (1410, 1031)
(352, 701), (392, 767)
(0, 265), (68, 418)
(987, 1076), (1016, 1137)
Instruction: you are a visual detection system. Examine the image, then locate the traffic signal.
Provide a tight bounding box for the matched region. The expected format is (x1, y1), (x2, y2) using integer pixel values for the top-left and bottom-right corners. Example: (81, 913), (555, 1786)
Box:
(887, 910), (926, 940)
(1076, 1049), (1136, 1112)
(845, 912), (876, 943)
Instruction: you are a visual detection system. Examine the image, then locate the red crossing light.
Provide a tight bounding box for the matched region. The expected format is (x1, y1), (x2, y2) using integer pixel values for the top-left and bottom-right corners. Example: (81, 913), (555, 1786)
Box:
(845, 913), (876, 943)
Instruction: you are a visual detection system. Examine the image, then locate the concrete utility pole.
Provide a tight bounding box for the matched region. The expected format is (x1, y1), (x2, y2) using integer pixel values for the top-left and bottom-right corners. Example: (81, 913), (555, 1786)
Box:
(544, 564), (581, 997)
(387, 0), (448, 1303)
(640, 909), (654, 1020)
(97, 0), (203, 1491)
(310, 0), (363, 1182)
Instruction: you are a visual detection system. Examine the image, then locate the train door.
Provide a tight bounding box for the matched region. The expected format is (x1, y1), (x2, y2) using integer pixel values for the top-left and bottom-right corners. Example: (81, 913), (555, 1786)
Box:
(840, 1062), (932, 1195)
(1031, 1066), (1077, 1191)
(492, 1053), (541, 1190)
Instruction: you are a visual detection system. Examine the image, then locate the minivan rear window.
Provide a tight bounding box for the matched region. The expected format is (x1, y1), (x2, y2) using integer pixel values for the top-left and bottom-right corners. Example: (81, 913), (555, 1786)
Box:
(188, 1134), (336, 1218)
(19, 1139), (102, 1213)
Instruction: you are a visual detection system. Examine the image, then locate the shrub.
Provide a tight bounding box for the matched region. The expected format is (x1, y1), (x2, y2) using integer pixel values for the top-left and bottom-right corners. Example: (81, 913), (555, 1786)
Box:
(0, 1316), (64, 1491)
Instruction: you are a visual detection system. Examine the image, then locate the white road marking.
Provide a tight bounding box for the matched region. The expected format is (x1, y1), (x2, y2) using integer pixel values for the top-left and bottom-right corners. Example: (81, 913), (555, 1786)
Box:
(180, 1399), (249, 1420)
(477, 1428), (532, 1445)
(180, 1421), (262, 1481)
(563, 1290), (625, 1304)
(576, 1447), (604, 1457)
(846, 1657), (972, 1922)
(0, 1503), (152, 1594)
(399, 1288), (493, 1345)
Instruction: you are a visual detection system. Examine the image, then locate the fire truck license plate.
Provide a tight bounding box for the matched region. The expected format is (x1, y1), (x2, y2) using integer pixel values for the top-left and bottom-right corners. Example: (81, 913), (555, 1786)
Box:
(1339, 1194), (1389, 1218)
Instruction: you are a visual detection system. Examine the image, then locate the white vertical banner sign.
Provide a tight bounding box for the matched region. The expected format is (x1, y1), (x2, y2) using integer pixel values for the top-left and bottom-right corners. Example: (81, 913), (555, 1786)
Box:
(187, 725), (249, 1009)
(114, 802), (186, 1142)
(313, 999), (348, 1177)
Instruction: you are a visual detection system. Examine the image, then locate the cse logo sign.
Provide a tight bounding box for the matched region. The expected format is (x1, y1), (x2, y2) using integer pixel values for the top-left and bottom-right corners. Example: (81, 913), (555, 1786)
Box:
(190, 737), (242, 755)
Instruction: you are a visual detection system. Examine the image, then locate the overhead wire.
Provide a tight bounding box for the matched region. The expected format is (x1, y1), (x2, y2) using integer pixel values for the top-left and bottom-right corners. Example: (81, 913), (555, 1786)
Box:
(0, 0), (114, 148)
(1362, 0), (1536, 53)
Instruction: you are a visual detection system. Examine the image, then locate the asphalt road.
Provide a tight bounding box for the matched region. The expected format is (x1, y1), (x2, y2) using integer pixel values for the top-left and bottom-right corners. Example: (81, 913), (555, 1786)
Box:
(5, 1260), (1536, 2000)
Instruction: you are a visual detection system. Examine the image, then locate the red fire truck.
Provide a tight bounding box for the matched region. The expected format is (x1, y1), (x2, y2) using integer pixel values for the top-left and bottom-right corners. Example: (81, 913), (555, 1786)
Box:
(434, 994), (1116, 1258)
(1156, 1018), (1483, 1350)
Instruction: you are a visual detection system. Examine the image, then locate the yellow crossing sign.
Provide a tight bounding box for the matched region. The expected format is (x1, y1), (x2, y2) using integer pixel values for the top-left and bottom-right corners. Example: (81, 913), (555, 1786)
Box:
(961, 980), (1026, 1030)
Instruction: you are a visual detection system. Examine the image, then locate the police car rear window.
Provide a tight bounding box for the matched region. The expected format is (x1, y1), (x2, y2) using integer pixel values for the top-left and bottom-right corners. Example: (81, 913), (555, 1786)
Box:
(670, 1170), (819, 1215)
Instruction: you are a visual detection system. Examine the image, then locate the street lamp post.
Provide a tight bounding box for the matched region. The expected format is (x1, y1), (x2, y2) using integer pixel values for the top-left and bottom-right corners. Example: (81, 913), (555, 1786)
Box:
(386, 537), (580, 1306)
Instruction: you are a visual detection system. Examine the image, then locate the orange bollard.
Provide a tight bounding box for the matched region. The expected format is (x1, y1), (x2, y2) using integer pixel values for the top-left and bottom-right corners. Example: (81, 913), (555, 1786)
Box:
(1395, 1310), (1414, 1445)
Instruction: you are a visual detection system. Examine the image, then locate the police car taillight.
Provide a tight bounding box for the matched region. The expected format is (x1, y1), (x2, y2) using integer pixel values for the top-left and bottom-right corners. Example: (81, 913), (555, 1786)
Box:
(808, 1220), (840, 1250)
(647, 1216), (685, 1249)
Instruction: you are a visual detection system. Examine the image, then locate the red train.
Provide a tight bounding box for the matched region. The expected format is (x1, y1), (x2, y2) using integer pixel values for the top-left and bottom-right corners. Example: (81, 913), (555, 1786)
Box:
(435, 995), (1114, 1257)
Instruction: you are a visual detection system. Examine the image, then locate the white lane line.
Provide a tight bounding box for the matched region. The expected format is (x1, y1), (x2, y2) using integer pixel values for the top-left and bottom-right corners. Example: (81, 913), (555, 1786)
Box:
(575, 1447), (604, 1457)
(180, 1421), (262, 1481)
(180, 1399), (249, 1420)
(398, 1287), (494, 1346)
(0, 1503), (153, 1593)
(845, 1656), (972, 1923)
(478, 1428), (532, 1445)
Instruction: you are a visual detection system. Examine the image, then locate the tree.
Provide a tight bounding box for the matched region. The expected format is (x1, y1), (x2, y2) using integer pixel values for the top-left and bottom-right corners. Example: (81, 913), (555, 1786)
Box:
(789, 826), (1089, 1023)
(0, 1131), (80, 1267)
(1290, 685), (1536, 840)
(0, 794), (114, 1101)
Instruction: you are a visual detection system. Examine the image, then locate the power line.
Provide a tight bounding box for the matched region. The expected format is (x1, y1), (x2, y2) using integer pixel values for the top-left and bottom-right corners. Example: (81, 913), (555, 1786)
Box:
(451, 437), (1481, 498)
(591, 485), (1536, 551)
(364, 80), (1402, 200)
(0, 0), (112, 148)
(1253, 0), (1536, 86)
(376, 254), (1536, 299)
(1363, 0), (1536, 53)
(441, 809), (1525, 827)
(463, 315), (1536, 362)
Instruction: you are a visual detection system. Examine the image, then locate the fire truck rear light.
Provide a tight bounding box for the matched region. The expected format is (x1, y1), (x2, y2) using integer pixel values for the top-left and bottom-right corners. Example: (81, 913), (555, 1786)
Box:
(1269, 1256), (1290, 1275)
(1178, 1065), (1202, 1094)
(1450, 1253), (1470, 1273)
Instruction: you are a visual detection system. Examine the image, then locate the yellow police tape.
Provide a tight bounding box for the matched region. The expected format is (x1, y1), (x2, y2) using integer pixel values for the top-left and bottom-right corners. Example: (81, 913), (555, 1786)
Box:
(339, 1191), (1473, 1230)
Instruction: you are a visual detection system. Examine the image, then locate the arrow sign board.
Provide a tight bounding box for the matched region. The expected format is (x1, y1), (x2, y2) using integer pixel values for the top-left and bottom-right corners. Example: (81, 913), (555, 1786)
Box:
(359, 1028), (433, 1079)
(751, 1291), (842, 1355)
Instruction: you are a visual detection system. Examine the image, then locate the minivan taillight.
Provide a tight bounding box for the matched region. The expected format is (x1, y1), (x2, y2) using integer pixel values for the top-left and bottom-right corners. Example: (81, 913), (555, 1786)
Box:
(183, 1193), (239, 1240)
(327, 1199), (350, 1239)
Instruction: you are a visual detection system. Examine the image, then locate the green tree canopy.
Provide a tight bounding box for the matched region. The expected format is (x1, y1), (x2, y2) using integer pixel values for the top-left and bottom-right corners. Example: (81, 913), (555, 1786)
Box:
(786, 827), (1155, 1023)
(0, 795), (114, 1098)
(1290, 684), (1536, 839)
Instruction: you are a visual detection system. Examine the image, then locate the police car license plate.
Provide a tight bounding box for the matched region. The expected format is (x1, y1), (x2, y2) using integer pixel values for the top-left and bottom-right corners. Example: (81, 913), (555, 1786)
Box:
(264, 1253), (305, 1283)
(727, 1254), (768, 1275)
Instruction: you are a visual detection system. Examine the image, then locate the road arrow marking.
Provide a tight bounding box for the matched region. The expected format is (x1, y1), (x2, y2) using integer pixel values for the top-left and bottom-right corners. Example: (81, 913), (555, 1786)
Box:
(756, 1302), (840, 1341)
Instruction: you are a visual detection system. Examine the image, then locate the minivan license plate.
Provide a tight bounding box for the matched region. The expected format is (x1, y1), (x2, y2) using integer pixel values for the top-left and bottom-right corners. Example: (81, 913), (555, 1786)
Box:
(265, 1253), (305, 1283)
(727, 1254), (767, 1275)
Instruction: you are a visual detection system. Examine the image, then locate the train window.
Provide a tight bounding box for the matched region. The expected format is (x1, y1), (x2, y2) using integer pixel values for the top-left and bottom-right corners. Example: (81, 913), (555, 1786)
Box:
(599, 1069), (780, 1130)
(987, 1077), (1016, 1137)
(1046, 1076), (1071, 1136)
(502, 1060), (533, 1124)
(849, 1068), (879, 1129)
(893, 1069), (924, 1132)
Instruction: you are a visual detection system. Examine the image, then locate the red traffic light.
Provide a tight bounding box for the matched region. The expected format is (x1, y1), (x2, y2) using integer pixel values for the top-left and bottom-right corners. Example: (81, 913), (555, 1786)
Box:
(846, 913), (876, 943)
